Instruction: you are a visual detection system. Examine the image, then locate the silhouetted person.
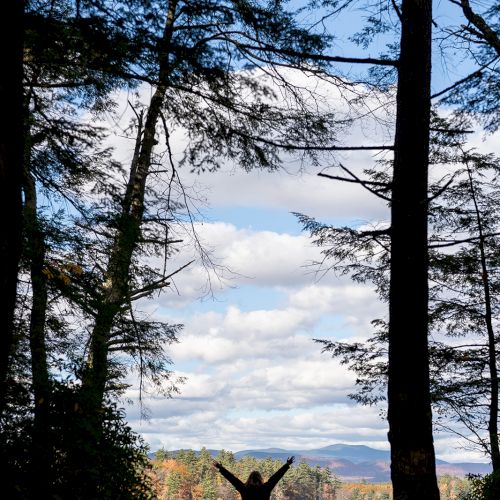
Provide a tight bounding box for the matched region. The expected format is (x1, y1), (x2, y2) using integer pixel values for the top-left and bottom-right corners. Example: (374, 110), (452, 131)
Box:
(213, 456), (294, 499)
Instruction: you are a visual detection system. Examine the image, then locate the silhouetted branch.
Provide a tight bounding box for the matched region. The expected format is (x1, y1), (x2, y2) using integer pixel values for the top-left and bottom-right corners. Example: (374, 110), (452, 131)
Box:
(391, 0), (403, 22)
(237, 44), (399, 66)
(320, 164), (391, 201)
(318, 172), (390, 186)
(452, 0), (500, 55)
(430, 231), (500, 248)
(431, 57), (497, 99)
(234, 130), (394, 151)
(428, 172), (461, 201)
(128, 260), (194, 301)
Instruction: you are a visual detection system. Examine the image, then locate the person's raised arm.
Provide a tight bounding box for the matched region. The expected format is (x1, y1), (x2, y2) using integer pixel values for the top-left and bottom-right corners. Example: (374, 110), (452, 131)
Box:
(213, 461), (245, 492)
(265, 456), (295, 491)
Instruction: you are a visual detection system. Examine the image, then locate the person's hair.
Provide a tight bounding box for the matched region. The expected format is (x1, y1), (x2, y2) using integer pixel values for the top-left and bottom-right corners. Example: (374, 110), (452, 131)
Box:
(245, 471), (264, 487)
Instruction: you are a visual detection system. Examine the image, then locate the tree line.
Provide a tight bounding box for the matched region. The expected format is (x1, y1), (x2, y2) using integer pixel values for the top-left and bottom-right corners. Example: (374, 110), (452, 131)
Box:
(151, 449), (340, 499)
(150, 449), (481, 499)
(0, 0), (498, 499)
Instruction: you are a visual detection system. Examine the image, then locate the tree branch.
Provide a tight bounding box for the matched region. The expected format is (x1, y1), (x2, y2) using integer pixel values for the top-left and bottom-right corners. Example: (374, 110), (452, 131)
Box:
(236, 44), (399, 67)
(391, 0), (403, 22)
(318, 172), (390, 187)
(430, 231), (500, 248)
(428, 172), (461, 201)
(430, 57), (497, 99)
(456, 0), (500, 55)
(319, 164), (391, 201)
(234, 130), (394, 152)
(128, 260), (194, 301)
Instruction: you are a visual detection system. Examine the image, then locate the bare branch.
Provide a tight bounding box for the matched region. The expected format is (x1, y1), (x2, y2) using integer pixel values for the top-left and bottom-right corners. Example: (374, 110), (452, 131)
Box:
(128, 260), (194, 301)
(430, 231), (500, 248)
(428, 172), (461, 201)
(318, 172), (390, 187)
(234, 130), (394, 152)
(430, 127), (474, 134)
(321, 164), (392, 201)
(391, 0), (403, 22)
(431, 57), (498, 99)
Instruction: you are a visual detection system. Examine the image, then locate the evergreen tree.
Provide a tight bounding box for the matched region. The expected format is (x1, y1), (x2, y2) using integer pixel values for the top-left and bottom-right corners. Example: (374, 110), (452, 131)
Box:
(290, 0), (499, 495)
(297, 123), (500, 480)
(5, 0), (339, 495)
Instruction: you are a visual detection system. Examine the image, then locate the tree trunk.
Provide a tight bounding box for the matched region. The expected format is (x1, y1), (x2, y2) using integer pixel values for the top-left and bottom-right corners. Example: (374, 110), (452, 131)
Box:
(23, 166), (53, 495)
(73, 6), (179, 494)
(479, 231), (500, 474)
(80, 0), (178, 416)
(466, 167), (500, 471)
(0, 0), (25, 415)
(388, 0), (440, 497)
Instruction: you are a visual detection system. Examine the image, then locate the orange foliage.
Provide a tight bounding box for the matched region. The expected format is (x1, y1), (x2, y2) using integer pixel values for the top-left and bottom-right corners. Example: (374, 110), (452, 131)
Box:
(191, 484), (204, 499)
(159, 458), (190, 476)
(342, 482), (392, 493)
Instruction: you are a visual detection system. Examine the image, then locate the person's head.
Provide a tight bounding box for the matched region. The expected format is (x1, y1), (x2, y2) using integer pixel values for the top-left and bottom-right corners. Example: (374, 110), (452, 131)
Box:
(245, 471), (264, 487)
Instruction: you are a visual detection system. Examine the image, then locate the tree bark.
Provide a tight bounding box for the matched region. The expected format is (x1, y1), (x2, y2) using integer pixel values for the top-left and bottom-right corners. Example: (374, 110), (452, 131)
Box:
(388, 0), (440, 497)
(0, 0), (25, 415)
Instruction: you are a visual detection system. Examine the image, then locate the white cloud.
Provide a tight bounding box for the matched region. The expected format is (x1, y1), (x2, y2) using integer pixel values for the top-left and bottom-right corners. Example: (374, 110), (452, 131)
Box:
(171, 305), (321, 366)
(141, 222), (326, 307)
(289, 283), (383, 322)
(125, 216), (393, 455)
(130, 403), (389, 453)
(188, 164), (390, 222)
(126, 282), (387, 453)
(140, 220), (388, 312)
(433, 434), (492, 464)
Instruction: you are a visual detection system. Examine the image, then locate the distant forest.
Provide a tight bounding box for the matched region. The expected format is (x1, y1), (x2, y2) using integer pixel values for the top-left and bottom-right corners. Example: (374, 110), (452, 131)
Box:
(149, 449), (475, 499)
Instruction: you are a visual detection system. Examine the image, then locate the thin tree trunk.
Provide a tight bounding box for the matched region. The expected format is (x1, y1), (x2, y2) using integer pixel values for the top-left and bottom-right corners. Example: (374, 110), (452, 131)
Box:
(466, 166), (500, 471)
(0, 0), (25, 415)
(80, 0), (178, 415)
(388, 0), (439, 497)
(23, 166), (53, 494)
(74, 0), (178, 482)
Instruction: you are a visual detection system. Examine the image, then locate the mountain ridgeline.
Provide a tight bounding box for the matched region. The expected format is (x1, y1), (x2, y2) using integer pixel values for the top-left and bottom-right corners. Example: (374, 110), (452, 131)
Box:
(157, 443), (491, 483)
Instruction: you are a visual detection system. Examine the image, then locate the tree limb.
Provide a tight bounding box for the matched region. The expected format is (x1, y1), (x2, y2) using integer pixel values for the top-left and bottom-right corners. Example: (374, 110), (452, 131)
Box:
(430, 231), (500, 248)
(324, 164), (392, 201)
(237, 43), (399, 67)
(128, 260), (194, 302)
(318, 172), (391, 187)
(455, 0), (500, 55)
(234, 130), (394, 152)
(430, 57), (497, 99)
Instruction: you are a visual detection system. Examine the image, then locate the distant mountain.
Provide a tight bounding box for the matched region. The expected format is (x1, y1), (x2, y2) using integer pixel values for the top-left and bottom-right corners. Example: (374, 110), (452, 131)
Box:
(303, 444), (391, 463)
(157, 443), (492, 483)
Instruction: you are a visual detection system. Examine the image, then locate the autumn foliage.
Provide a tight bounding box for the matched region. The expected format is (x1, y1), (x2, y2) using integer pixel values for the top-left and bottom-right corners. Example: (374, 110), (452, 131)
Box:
(149, 449), (476, 499)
